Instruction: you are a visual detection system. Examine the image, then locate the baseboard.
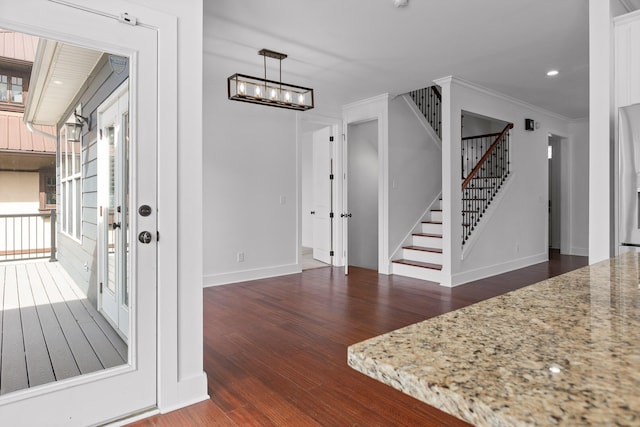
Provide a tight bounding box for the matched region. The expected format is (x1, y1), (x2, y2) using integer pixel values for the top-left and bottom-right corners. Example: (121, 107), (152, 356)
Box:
(203, 263), (301, 287)
(569, 246), (589, 257)
(447, 252), (548, 287)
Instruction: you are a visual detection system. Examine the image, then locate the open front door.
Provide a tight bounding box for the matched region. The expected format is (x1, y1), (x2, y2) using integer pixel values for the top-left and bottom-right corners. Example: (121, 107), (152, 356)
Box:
(0, 1), (158, 424)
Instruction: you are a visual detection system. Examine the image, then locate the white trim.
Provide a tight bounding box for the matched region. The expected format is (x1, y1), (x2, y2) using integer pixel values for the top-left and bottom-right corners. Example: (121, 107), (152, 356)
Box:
(570, 246), (589, 257)
(614, 7), (640, 24)
(449, 252), (549, 287)
(342, 93), (390, 274)
(434, 75), (573, 122)
(203, 264), (301, 287)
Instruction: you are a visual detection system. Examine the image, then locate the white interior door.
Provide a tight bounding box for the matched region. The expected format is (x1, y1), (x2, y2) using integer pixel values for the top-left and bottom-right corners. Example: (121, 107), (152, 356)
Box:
(312, 127), (332, 264)
(0, 2), (157, 425)
(98, 82), (130, 340)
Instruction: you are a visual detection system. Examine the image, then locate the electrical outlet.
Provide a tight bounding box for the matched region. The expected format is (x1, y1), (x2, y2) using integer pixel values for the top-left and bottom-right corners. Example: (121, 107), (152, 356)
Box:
(237, 252), (245, 262)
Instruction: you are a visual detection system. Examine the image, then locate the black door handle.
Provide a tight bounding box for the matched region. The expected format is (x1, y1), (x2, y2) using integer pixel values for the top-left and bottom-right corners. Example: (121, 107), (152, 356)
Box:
(310, 211), (316, 215)
(340, 213), (352, 218)
(112, 222), (121, 230)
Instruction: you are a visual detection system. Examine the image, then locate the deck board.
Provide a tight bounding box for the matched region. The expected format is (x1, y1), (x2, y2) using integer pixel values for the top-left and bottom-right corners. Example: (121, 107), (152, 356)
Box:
(46, 263), (125, 368)
(0, 261), (128, 396)
(1, 265), (28, 394)
(15, 264), (56, 387)
(34, 263), (104, 375)
(26, 263), (80, 381)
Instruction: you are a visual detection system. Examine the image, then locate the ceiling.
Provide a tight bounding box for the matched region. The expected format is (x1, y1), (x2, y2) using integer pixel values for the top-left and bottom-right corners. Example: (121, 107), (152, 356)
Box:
(204, 0), (615, 120)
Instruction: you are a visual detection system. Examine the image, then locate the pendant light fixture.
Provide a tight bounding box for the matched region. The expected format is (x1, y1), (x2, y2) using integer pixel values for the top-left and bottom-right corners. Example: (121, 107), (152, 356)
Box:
(227, 49), (314, 111)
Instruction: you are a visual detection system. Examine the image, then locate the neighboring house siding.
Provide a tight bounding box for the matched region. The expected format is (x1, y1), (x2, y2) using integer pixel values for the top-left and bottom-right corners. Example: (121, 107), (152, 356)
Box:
(56, 57), (128, 307)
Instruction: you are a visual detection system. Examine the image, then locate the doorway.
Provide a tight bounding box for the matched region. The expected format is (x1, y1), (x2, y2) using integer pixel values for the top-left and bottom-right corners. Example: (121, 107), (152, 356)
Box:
(301, 126), (333, 270)
(347, 120), (379, 270)
(0, 3), (159, 424)
(548, 134), (562, 251)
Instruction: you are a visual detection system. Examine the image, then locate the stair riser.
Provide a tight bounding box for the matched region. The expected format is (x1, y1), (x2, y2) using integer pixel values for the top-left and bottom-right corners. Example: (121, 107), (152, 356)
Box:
(421, 223), (442, 234)
(402, 249), (442, 265)
(412, 235), (442, 249)
(392, 262), (441, 283)
(430, 211), (443, 222)
(435, 199), (443, 210)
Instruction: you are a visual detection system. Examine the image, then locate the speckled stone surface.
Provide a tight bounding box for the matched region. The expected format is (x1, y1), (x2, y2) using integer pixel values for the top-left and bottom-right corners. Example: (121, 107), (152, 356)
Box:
(348, 253), (640, 426)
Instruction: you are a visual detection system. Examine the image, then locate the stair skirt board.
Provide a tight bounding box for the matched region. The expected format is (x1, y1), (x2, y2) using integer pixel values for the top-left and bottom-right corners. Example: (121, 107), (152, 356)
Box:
(392, 260), (442, 282)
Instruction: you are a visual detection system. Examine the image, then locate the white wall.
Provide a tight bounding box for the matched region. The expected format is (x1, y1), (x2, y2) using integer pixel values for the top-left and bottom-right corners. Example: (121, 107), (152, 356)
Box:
(203, 53), (299, 285)
(348, 120), (379, 270)
(388, 95), (442, 255)
(437, 76), (573, 286)
(461, 112), (506, 138)
(567, 120), (590, 256)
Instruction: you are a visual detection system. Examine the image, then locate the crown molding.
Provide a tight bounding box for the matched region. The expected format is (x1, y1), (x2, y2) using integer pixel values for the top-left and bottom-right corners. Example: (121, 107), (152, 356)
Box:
(434, 75), (573, 123)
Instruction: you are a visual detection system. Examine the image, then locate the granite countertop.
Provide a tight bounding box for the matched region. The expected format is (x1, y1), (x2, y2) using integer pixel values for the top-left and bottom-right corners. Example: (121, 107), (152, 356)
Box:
(348, 253), (640, 426)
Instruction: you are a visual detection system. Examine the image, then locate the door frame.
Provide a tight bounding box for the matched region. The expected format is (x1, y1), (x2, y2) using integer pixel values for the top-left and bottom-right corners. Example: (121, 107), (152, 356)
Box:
(296, 113), (343, 268)
(546, 131), (571, 255)
(342, 94), (390, 274)
(0, 0), (191, 423)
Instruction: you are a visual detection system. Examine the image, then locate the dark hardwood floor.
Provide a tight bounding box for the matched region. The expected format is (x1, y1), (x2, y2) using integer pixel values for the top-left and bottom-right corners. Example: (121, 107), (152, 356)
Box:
(130, 251), (587, 426)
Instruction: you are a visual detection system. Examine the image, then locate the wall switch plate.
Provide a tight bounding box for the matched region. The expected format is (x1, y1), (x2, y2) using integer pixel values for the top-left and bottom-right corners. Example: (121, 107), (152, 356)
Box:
(237, 252), (245, 262)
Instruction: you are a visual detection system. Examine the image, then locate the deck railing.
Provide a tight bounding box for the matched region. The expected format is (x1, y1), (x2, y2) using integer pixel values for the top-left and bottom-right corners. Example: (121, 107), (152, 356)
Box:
(0, 210), (57, 262)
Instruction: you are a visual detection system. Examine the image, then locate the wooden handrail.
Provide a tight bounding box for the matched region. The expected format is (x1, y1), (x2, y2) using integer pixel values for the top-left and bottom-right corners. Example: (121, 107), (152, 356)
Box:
(432, 85), (441, 101)
(461, 132), (500, 141)
(461, 123), (513, 191)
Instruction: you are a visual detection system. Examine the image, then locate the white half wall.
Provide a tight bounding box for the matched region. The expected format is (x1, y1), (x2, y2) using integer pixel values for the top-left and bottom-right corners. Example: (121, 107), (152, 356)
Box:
(567, 120), (590, 256)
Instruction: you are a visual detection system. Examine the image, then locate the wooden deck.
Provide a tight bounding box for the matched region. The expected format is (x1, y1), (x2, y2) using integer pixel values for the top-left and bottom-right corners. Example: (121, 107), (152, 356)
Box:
(0, 261), (127, 395)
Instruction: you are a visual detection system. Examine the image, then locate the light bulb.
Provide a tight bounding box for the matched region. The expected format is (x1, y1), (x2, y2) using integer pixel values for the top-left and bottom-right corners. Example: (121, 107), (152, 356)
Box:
(297, 94), (305, 105)
(270, 88), (277, 100)
(238, 82), (246, 95)
(284, 91), (291, 103)
(254, 86), (262, 98)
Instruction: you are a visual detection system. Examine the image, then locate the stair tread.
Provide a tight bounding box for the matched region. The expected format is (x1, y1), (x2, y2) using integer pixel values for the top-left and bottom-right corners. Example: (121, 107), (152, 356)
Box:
(431, 209), (442, 212)
(413, 233), (442, 238)
(393, 259), (442, 270)
(462, 198), (487, 201)
(403, 245), (442, 253)
(422, 221), (442, 225)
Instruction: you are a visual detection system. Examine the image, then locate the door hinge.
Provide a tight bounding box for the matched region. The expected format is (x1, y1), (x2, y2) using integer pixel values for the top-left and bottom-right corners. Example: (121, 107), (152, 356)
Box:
(329, 174), (334, 180)
(329, 136), (334, 142)
(99, 282), (103, 294)
(157, 231), (160, 242)
(118, 12), (138, 26)
(329, 212), (334, 218)
(99, 129), (103, 139)
(330, 250), (334, 257)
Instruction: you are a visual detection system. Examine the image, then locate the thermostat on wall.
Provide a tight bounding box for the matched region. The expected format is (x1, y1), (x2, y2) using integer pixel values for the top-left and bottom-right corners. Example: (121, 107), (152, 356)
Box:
(525, 118), (535, 131)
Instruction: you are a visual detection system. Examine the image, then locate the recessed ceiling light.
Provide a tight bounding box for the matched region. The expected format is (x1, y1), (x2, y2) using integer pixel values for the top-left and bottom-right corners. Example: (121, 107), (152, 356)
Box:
(546, 70), (559, 77)
(53, 80), (64, 85)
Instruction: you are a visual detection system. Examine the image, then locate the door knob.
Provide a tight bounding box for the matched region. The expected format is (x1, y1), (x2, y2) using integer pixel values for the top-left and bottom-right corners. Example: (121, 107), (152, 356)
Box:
(138, 231), (152, 244)
(340, 213), (352, 218)
(310, 211), (316, 215)
(112, 222), (121, 230)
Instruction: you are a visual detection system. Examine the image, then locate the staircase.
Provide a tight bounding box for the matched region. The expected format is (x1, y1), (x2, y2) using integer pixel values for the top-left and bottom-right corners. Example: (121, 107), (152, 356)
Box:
(391, 199), (443, 282)
(391, 86), (513, 283)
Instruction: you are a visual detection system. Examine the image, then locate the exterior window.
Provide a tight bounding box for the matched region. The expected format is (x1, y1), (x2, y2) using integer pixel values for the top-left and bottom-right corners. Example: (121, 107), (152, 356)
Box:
(0, 73), (25, 104)
(59, 123), (82, 241)
(39, 169), (56, 211)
